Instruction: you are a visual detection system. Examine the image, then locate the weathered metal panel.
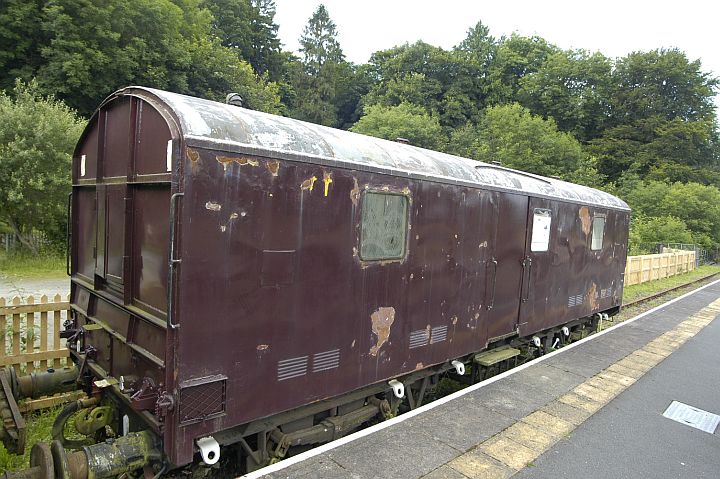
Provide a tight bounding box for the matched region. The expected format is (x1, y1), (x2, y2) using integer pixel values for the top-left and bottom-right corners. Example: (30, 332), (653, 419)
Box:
(130, 186), (170, 316)
(486, 192), (529, 341)
(114, 87), (629, 212)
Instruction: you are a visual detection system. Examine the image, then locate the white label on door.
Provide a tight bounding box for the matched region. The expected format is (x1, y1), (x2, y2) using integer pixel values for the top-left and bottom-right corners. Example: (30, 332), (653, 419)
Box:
(80, 154), (86, 177)
(531, 209), (552, 252)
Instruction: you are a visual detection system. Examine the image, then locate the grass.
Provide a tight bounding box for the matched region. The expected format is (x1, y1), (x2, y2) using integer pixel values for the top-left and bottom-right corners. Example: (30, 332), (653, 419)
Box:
(0, 251), (66, 279)
(0, 405), (63, 472)
(622, 264), (720, 303)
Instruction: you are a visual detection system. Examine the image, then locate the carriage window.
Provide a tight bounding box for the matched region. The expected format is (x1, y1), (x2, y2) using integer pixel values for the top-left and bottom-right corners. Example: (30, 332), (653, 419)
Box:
(360, 192), (408, 261)
(531, 209), (552, 252)
(591, 216), (605, 250)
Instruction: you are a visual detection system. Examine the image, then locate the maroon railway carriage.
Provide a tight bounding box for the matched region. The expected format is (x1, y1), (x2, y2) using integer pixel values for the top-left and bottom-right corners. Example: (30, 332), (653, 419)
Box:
(68, 87), (630, 471)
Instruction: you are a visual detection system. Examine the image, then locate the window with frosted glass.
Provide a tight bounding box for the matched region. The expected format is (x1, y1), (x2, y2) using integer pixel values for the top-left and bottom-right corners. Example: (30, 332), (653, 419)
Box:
(360, 193), (408, 260)
(591, 216), (605, 251)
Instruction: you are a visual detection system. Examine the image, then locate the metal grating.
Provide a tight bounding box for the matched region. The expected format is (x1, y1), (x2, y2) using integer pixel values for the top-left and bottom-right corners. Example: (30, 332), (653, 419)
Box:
(430, 325), (448, 344)
(312, 349), (340, 373)
(277, 356), (308, 381)
(567, 294), (584, 307)
(409, 329), (430, 349)
(178, 376), (226, 425)
(663, 401), (720, 434)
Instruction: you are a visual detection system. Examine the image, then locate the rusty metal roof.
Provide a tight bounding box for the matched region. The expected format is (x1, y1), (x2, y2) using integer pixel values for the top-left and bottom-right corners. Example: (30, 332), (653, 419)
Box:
(120, 87), (630, 211)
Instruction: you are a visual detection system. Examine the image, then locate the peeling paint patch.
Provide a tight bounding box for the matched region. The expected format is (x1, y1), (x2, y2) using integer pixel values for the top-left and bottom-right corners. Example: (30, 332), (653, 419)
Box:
(323, 171), (333, 196)
(256, 344), (269, 351)
(415, 362), (424, 370)
(587, 283), (599, 310)
(266, 159), (279, 176)
(369, 307), (396, 357)
(301, 176), (317, 192)
(220, 225), (226, 232)
(186, 147), (200, 163)
(229, 212), (238, 220)
(216, 155), (259, 171)
(350, 178), (360, 206)
(579, 206), (592, 235)
(205, 201), (222, 212)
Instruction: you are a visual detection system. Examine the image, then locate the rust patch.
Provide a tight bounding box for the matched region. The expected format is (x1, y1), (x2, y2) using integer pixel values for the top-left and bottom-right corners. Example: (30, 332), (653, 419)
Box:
(350, 178), (360, 206)
(323, 171), (333, 196)
(266, 159), (279, 176)
(205, 201), (222, 212)
(579, 206), (592, 235)
(301, 176), (317, 192)
(186, 148), (200, 163)
(369, 307), (396, 357)
(587, 283), (599, 310)
(415, 362), (424, 370)
(216, 155), (259, 171)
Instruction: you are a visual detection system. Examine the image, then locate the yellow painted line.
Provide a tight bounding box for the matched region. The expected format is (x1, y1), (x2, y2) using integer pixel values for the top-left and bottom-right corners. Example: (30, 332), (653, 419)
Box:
(428, 298), (720, 479)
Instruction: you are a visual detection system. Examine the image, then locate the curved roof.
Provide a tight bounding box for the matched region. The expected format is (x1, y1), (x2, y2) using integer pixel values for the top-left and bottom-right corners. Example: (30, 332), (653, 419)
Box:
(118, 87), (629, 211)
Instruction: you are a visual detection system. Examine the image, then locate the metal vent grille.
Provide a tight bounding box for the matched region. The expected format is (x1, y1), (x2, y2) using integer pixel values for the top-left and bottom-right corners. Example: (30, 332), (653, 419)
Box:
(312, 349), (340, 373)
(567, 294), (584, 307)
(409, 329), (430, 349)
(277, 356), (308, 381)
(430, 325), (448, 344)
(178, 375), (226, 425)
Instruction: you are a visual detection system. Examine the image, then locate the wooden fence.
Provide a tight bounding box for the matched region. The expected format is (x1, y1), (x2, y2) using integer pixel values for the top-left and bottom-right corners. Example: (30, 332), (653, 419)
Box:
(0, 294), (70, 373)
(0, 294), (82, 411)
(624, 250), (696, 286)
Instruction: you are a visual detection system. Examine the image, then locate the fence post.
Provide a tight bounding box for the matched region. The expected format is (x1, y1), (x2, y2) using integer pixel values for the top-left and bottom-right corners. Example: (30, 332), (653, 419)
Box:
(40, 295), (49, 371)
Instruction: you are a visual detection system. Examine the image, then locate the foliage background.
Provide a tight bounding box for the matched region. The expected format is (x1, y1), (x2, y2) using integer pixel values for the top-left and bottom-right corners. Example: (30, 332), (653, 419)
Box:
(0, 0), (718, 254)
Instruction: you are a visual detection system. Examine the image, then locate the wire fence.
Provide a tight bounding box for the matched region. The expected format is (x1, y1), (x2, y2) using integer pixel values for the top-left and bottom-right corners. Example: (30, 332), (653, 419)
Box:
(633, 243), (718, 266)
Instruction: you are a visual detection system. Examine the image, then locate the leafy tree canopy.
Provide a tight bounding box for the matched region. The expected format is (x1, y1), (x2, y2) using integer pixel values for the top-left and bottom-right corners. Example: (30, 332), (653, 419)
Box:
(0, 80), (84, 252)
(350, 102), (446, 151)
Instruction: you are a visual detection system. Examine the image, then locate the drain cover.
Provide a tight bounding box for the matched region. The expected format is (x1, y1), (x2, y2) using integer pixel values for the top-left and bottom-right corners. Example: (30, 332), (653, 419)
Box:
(663, 401), (720, 434)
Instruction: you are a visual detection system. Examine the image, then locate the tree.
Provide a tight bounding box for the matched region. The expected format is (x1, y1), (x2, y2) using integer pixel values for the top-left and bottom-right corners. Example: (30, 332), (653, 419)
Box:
(298, 4), (344, 76)
(0, 80), (84, 253)
(660, 182), (720, 247)
(0, 0), (282, 116)
(461, 103), (599, 182)
(486, 34), (558, 105)
(517, 49), (613, 142)
(0, 0), (44, 92)
(629, 216), (694, 254)
(203, 0), (287, 80)
(350, 103), (446, 151)
(611, 49), (718, 124)
(289, 4), (366, 128)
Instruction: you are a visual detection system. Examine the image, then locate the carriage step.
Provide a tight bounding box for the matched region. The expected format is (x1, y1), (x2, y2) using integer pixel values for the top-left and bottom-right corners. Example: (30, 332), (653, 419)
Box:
(473, 347), (521, 367)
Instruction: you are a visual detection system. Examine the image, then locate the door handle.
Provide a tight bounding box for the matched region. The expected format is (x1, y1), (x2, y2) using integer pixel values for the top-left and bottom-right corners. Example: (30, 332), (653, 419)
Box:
(167, 192), (184, 330)
(66, 192), (73, 276)
(522, 257), (532, 302)
(486, 258), (498, 310)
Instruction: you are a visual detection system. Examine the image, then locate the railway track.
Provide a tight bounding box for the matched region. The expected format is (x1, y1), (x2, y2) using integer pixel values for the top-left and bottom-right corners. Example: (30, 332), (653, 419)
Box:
(622, 270), (720, 309)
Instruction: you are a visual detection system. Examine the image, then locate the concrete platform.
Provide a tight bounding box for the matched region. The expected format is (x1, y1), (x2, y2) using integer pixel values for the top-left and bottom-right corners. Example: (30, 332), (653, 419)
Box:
(246, 280), (720, 479)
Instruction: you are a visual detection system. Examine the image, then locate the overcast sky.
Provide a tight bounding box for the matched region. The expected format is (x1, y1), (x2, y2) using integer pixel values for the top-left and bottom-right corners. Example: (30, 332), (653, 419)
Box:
(274, 0), (719, 112)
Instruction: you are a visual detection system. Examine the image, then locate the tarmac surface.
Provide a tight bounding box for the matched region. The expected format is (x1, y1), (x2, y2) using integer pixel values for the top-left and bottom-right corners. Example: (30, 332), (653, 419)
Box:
(248, 280), (720, 479)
